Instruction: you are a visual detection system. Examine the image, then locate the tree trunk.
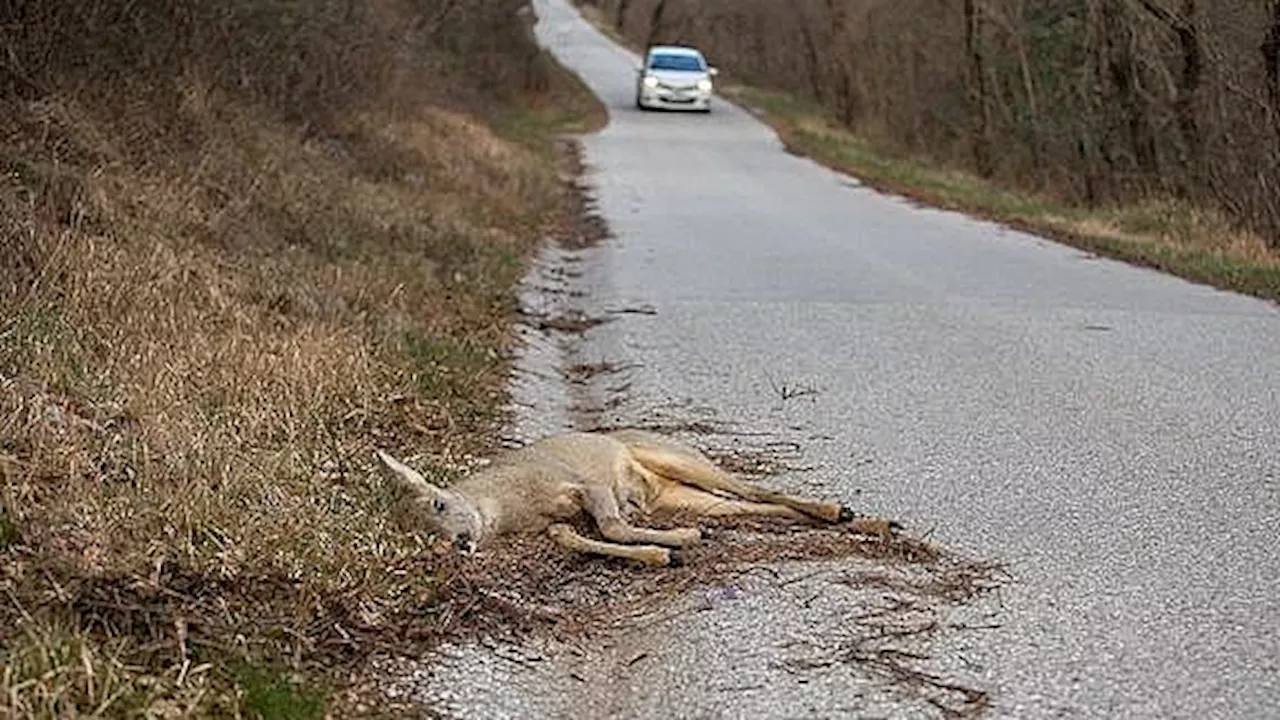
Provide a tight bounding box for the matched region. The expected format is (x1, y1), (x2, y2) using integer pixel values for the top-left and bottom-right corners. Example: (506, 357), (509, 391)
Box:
(1174, 0), (1201, 172)
(1264, 0), (1280, 248)
(1264, 1), (1280, 139)
(1105, 4), (1157, 178)
(1136, 0), (1202, 187)
(797, 9), (825, 102)
(616, 0), (632, 34)
(823, 0), (861, 127)
(1078, 0), (1107, 205)
(965, 0), (994, 177)
(993, 0), (1042, 185)
(644, 0), (668, 49)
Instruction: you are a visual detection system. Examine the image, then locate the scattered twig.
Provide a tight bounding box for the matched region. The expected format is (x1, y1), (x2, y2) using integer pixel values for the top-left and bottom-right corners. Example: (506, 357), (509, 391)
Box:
(605, 305), (657, 316)
(562, 360), (643, 384)
(764, 371), (820, 403)
(519, 309), (615, 334)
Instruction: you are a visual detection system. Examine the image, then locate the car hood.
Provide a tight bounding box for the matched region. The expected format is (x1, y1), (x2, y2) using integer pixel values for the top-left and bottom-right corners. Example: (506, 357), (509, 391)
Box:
(645, 69), (709, 87)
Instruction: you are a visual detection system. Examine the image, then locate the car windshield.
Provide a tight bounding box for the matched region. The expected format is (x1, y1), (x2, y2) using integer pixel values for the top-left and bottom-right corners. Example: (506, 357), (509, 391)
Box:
(648, 53), (704, 72)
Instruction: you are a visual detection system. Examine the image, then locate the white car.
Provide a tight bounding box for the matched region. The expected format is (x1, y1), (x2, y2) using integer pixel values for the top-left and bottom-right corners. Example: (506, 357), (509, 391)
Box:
(635, 45), (718, 113)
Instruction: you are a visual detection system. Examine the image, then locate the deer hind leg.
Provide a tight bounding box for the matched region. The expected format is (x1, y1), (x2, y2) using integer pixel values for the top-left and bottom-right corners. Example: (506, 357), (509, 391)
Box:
(627, 444), (848, 523)
(652, 482), (806, 518)
(547, 523), (681, 567)
(652, 484), (896, 535)
(582, 484), (701, 549)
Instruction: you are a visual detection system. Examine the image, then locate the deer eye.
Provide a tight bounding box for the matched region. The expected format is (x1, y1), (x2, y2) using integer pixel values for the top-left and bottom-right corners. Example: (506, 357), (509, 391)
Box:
(432, 499), (446, 512)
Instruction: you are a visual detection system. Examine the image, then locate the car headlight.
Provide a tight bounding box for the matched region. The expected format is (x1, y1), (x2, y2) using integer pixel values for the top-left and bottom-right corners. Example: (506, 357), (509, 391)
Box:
(696, 78), (713, 93)
(642, 75), (659, 88)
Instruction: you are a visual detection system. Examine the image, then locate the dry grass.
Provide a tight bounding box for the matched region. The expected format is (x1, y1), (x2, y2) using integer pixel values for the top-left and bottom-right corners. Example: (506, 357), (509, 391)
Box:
(0, 0), (609, 715)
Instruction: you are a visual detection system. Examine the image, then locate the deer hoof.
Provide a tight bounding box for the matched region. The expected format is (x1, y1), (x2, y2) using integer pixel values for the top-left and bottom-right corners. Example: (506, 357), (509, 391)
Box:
(675, 528), (702, 546)
(667, 549), (685, 568)
(849, 517), (898, 537)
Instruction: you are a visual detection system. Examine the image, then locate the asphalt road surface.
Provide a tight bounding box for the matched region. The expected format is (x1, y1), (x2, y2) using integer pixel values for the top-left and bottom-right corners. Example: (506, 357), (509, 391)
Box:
(396, 1), (1280, 717)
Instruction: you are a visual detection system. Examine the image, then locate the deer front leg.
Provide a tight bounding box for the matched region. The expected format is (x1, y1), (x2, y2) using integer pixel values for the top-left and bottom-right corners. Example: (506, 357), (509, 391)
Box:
(547, 523), (682, 566)
(583, 485), (701, 548)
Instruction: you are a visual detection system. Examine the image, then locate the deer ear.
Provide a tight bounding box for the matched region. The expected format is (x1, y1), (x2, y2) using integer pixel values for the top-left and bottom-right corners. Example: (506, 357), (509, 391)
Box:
(374, 449), (445, 503)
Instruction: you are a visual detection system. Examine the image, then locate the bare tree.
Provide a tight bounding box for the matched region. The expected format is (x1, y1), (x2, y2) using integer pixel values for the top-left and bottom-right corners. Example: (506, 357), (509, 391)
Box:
(1135, 0), (1203, 183)
(616, 0), (633, 33)
(966, 0), (995, 176)
(644, 0), (668, 48)
(1264, 0), (1280, 142)
(596, 0), (1280, 245)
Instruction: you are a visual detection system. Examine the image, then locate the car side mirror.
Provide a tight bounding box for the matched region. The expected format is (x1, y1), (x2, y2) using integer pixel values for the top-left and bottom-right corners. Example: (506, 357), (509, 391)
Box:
(709, 67), (720, 77)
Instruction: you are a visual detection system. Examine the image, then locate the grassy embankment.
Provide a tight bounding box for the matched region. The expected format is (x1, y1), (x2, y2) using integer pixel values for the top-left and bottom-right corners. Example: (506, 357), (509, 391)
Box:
(0, 0), (603, 717)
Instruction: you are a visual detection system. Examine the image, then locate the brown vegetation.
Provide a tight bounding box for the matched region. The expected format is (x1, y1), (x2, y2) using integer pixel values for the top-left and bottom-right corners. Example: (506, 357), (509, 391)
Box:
(0, 0), (603, 715)
(585, 0), (1280, 251)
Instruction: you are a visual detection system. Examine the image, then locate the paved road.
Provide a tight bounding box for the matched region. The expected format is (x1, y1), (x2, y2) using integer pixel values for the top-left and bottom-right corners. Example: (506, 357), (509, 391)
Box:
(403, 1), (1280, 717)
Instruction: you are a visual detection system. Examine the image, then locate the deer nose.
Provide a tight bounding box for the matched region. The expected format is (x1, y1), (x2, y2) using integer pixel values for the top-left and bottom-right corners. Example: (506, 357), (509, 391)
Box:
(456, 533), (475, 554)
